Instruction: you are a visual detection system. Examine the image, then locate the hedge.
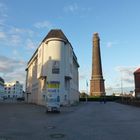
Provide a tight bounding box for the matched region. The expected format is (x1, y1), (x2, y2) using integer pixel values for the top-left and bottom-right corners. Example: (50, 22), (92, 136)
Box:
(79, 96), (121, 102)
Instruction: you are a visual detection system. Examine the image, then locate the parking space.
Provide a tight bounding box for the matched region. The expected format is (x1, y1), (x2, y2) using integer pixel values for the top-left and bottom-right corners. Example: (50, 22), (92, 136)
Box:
(0, 102), (140, 140)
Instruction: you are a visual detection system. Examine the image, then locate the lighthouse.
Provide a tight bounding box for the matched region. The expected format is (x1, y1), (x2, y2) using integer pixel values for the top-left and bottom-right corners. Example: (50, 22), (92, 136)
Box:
(90, 33), (105, 96)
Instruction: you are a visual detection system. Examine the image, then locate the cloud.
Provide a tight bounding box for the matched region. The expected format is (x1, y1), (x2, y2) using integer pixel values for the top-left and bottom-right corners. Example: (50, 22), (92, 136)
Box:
(0, 31), (6, 39)
(0, 25), (38, 48)
(106, 41), (118, 48)
(105, 86), (113, 91)
(79, 69), (90, 81)
(64, 3), (78, 12)
(10, 34), (21, 45)
(63, 3), (91, 16)
(0, 3), (7, 25)
(0, 31), (22, 46)
(13, 49), (18, 55)
(12, 49), (24, 60)
(10, 27), (26, 34)
(0, 32), (22, 47)
(34, 20), (53, 29)
(79, 74), (86, 80)
(105, 86), (114, 95)
(0, 55), (26, 73)
(26, 39), (37, 50)
(4, 69), (26, 85)
(0, 55), (26, 86)
(0, 3), (38, 50)
(116, 66), (136, 74)
(9, 27), (35, 37)
(0, 3), (7, 18)
(115, 66), (137, 86)
(0, 3), (37, 48)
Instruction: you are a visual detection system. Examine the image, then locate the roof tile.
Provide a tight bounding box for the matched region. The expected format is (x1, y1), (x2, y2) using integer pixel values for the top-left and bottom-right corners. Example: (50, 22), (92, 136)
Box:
(42, 29), (69, 42)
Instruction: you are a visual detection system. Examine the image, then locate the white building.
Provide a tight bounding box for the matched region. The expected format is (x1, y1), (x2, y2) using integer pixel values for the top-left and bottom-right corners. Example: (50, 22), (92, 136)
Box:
(0, 77), (4, 99)
(4, 81), (23, 98)
(25, 29), (79, 106)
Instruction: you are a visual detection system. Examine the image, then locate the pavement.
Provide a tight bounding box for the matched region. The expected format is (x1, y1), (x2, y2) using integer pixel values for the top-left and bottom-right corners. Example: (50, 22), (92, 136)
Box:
(0, 102), (140, 140)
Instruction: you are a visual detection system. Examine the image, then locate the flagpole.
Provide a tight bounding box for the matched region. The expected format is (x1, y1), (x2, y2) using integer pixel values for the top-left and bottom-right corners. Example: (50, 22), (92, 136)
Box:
(86, 80), (88, 102)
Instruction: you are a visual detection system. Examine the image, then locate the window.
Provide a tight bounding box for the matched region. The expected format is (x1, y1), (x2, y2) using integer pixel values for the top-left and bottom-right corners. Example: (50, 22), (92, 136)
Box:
(64, 95), (67, 101)
(52, 61), (60, 74)
(65, 79), (70, 90)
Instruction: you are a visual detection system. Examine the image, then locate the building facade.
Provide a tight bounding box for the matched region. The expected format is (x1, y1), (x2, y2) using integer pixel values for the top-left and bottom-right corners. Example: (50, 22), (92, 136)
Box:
(25, 29), (79, 106)
(134, 68), (140, 98)
(4, 81), (23, 98)
(0, 77), (4, 99)
(90, 33), (105, 96)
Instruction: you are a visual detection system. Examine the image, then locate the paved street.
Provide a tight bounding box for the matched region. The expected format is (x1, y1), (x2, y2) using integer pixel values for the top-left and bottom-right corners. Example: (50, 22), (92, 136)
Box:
(0, 102), (140, 140)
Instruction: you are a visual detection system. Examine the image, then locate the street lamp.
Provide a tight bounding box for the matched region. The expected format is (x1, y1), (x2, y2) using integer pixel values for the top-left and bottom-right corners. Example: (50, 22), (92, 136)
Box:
(86, 80), (88, 102)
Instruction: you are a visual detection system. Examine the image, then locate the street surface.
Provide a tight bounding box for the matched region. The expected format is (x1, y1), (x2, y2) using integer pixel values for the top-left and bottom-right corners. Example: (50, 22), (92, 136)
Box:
(0, 102), (140, 140)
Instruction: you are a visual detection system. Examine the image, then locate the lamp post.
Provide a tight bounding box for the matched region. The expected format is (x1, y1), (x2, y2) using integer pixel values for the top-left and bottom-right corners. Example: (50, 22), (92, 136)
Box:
(86, 80), (88, 102)
(121, 71), (124, 102)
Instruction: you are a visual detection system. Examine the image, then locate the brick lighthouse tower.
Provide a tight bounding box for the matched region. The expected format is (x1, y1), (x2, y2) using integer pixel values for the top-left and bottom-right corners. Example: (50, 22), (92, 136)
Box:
(90, 33), (105, 96)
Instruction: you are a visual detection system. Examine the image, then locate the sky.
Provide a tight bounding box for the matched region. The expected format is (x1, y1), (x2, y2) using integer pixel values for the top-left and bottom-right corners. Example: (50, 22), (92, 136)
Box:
(0, 0), (140, 95)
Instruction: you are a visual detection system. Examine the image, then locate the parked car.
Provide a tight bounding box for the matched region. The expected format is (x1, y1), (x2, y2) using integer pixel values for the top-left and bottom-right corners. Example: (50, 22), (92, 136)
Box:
(17, 97), (25, 101)
(3, 96), (8, 100)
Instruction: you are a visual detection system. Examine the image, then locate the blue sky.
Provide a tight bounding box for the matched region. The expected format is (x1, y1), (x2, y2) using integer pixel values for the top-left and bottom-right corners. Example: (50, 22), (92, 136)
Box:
(0, 0), (140, 94)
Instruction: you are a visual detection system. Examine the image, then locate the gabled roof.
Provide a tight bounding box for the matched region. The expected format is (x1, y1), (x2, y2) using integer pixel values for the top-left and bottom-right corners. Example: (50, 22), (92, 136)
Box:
(42, 29), (69, 43)
(134, 68), (140, 74)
